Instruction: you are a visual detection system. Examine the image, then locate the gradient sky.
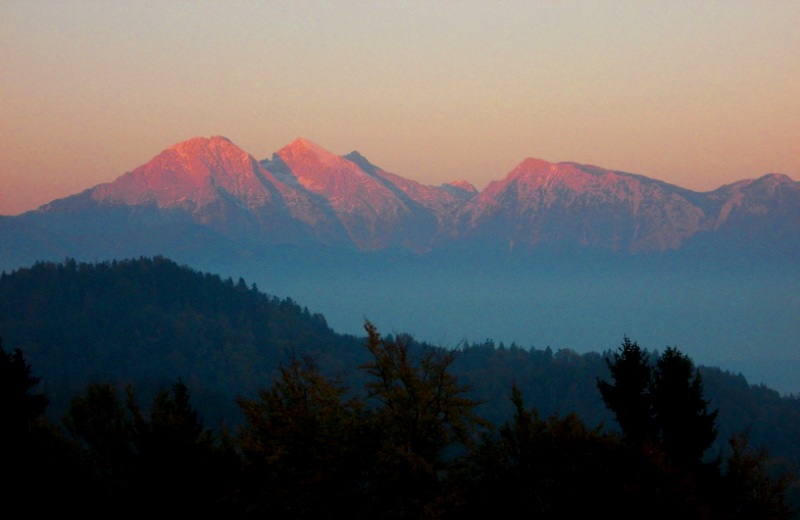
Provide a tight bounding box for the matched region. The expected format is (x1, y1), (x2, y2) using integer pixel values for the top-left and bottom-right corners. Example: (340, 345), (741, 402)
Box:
(2, 1), (799, 216)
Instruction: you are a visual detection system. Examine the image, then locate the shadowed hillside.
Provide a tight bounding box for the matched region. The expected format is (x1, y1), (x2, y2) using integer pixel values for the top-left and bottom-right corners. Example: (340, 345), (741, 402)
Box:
(1, 256), (799, 470)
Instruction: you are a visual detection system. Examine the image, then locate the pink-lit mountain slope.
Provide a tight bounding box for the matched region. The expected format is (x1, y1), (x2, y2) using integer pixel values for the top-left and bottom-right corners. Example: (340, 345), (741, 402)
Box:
(261, 138), (473, 251)
(343, 150), (476, 224)
(452, 158), (800, 253)
(269, 138), (419, 250)
(38, 136), (338, 244)
(6, 135), (798, 261)
(706, 173), (800, 228)
(696, 173), (800, 251)
(30, 135), (474, 252)
(89, 135), (278, 210)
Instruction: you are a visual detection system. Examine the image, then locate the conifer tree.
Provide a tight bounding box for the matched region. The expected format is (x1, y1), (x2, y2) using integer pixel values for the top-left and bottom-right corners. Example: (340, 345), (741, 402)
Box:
(63, 383), (133, 493)
(596, 337), (656, 445)
(127, 380), (234, 515)
(597, 339), (718, 468)
(0, 339), (48, 438)
(0, 339), (87, 514)
(651, 347), (718, 469)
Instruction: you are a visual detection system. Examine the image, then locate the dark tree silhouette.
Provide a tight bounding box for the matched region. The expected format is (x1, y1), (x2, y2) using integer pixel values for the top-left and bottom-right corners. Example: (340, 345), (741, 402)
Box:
(723, 432), (795, 519)
(127, 380), (237, 515)
(445, 384), (715, 520)
(651, 347), (718, 469)
(0, 338), (48, 433)
(63, 382), (134, 501)
(236, 355), (364, 518)
(359, 321), (485, 516)
(596, 337), (656, 445)
(598, 339), (719, 470)
(0, 339), (87, 514)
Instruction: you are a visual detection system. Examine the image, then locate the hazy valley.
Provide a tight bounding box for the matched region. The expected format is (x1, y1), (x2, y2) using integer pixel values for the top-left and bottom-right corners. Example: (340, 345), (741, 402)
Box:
(2, 135), (798, 394)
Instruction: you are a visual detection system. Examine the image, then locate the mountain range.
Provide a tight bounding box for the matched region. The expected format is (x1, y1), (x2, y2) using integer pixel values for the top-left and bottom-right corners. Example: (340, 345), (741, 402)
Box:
(2, 135), (798, 263)
(1, 135), (798, 395)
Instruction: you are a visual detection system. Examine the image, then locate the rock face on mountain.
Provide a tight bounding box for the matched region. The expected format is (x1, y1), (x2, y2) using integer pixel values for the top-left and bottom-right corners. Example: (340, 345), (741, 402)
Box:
(3, 135), (798, 266)
(89, 135), (276, 210)
(706, 173), (800, 231)
(453, 159), (706, 253)
(448, 158), (799, 254)
(687, 172), (800, 257)
(262, 138), (465, 251)
(36, 135), (335, 245)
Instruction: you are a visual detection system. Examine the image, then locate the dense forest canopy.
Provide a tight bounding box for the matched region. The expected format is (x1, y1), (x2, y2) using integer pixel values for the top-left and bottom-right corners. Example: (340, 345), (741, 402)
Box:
(1, 257), (798, 516)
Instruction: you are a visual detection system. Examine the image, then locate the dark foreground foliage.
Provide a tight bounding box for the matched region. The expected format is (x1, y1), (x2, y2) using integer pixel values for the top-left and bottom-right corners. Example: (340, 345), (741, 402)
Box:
(1, 330), (796, 518)
(2, 258), (799, 464)
(1, 258), (799, 517)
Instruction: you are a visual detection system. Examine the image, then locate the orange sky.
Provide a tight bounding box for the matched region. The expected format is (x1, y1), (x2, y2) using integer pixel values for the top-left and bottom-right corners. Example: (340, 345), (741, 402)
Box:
(2, 1), (799, 215)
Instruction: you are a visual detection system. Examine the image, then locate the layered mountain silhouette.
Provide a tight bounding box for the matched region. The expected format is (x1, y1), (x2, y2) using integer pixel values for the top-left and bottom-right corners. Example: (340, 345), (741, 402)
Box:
(2, 135), (799, 396)
(2, 135), (798, 269)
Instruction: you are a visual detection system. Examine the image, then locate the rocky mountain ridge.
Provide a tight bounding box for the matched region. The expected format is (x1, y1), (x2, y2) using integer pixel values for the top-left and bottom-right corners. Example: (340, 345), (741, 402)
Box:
(4, 135), (799, 262)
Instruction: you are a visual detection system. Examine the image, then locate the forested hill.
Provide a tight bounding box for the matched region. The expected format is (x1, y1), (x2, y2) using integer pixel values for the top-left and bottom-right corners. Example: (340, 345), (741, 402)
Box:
(0, 257), (367, 422)
(1, 257), (799, 466)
